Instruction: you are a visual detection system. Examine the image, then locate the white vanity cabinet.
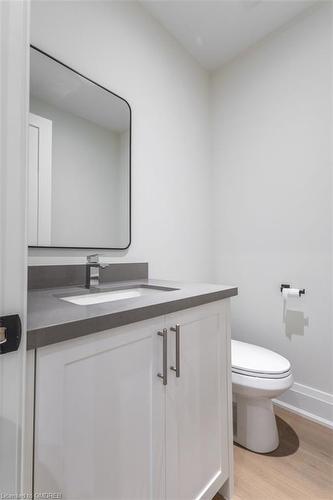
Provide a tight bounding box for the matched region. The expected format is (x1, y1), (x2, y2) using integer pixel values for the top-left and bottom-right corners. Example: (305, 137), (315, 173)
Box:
(165, 305), (230, 500)
(33, 300), (233, 500)
(34, 317), (166, 500)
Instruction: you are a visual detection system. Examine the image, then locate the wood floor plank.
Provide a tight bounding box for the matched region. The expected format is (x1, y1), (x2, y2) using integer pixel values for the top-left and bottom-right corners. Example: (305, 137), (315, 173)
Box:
(213, 406), (333, 500)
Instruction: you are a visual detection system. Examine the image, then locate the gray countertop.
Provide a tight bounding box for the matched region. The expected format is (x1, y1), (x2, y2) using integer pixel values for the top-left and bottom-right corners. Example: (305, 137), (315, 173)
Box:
(27, 279), (238, 350)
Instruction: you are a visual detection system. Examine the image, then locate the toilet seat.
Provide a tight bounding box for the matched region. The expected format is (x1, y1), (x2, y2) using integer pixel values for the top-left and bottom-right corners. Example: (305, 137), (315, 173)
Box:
(232, 370), (294, 399)
(232, 340), (291, 379)
(232, 367), (291, 379)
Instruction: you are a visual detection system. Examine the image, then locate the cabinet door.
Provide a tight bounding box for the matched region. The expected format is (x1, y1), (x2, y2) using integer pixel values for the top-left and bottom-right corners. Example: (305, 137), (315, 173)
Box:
(165, 301), (230, 500)
(34, 318), (166, 500)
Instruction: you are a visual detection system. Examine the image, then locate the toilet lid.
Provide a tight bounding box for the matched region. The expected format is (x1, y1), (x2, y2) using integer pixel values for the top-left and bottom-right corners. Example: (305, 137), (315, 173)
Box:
(232, 340), (291, 377)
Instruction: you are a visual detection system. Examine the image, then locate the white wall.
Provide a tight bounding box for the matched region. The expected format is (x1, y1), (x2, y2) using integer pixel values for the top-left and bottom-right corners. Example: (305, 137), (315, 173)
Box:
(29, 0), (213, 282)
(212, 4), (333, 409)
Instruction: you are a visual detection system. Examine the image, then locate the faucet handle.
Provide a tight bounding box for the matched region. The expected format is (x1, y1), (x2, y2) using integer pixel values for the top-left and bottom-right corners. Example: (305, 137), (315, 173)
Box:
(87, 254), (101, 264)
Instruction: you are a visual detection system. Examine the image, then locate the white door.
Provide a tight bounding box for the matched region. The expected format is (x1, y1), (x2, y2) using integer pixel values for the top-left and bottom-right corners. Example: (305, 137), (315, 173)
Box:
(0, 0), (29, 495)
(28, 112), (52, 246)
(34, 318), (166, 500)
(165, 302), (229, 500)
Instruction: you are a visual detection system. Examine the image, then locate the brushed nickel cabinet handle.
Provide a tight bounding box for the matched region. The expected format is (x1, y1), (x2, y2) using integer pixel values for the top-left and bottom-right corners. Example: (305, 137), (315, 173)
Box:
(170, 324), (180, 378)
(157, 328), (168, 385)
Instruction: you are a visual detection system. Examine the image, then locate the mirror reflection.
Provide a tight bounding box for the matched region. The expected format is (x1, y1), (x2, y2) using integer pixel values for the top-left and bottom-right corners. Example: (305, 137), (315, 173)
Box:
(29, 47), (131, 249)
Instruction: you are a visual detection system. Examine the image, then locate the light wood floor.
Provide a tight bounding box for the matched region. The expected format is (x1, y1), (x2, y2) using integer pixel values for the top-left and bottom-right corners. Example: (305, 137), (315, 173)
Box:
(214, 406), (333, 500)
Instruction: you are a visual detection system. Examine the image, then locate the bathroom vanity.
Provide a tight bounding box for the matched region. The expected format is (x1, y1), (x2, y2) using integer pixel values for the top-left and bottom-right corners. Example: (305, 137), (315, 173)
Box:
(26, 265), (237, 500)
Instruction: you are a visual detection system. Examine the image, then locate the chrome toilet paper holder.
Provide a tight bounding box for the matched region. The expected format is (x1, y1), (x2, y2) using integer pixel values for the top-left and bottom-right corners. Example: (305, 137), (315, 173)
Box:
(280, 284), (305, 296)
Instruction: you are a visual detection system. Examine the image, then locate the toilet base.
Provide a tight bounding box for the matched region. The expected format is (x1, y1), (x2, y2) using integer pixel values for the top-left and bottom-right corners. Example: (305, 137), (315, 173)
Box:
(234, 394), (279, 453)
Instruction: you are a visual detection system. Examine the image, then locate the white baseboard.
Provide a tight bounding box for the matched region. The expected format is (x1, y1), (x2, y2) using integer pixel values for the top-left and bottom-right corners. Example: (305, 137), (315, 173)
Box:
(273, 382), (333, 429)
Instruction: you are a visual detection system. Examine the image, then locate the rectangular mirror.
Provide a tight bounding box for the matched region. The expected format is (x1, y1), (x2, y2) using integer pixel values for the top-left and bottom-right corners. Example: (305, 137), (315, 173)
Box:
(29, 46), (131, 249)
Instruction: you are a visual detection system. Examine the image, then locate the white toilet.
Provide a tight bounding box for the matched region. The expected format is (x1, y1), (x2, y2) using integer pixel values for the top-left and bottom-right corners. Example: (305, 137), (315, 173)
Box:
(232, 340), (293, 453)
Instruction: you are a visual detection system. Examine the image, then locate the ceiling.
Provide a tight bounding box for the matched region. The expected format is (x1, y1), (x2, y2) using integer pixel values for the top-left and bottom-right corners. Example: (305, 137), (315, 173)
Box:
(141, 0), (318, 70)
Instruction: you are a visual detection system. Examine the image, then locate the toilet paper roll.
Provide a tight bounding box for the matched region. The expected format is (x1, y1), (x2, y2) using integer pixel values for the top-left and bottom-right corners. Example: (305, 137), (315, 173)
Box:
(282, 288), (301, 298)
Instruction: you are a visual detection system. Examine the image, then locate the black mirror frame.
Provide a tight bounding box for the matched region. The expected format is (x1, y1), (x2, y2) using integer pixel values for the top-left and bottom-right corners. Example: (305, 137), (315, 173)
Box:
(29, 45), (132, 251)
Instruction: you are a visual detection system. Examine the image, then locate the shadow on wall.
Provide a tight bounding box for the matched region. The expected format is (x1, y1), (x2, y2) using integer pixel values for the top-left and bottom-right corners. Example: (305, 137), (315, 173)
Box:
(283, 299), (309, 339)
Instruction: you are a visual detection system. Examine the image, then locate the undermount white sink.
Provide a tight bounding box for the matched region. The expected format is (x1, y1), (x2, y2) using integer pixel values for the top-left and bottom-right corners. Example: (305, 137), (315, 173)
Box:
(60, 286), (176, 306)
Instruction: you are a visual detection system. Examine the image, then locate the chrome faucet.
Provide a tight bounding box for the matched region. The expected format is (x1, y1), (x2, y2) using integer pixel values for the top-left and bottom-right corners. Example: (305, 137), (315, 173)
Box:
(85, 254), (109, 289)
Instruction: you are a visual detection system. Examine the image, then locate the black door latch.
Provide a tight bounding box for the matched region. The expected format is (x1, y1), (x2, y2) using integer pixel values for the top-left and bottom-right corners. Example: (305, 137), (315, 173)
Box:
(0, 314), (21, 354)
